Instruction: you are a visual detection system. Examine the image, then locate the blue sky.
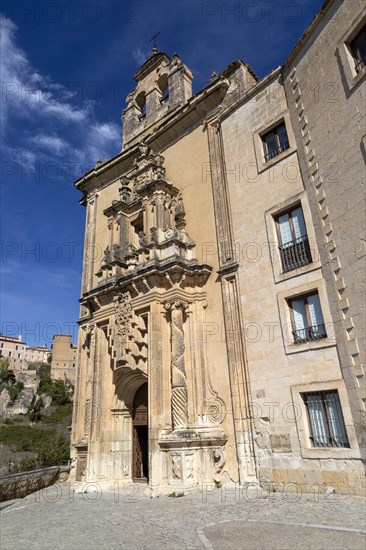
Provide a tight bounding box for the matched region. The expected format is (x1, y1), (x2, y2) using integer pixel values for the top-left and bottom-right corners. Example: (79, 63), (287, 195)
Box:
(0, 0), (324, 347)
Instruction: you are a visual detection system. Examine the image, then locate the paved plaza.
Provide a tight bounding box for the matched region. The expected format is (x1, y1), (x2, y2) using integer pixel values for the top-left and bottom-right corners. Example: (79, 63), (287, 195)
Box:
(1, 482), (365, 549)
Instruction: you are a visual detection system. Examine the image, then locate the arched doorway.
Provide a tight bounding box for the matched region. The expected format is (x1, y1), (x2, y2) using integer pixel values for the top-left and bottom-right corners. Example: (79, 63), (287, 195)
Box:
(132, 383), (148, 481)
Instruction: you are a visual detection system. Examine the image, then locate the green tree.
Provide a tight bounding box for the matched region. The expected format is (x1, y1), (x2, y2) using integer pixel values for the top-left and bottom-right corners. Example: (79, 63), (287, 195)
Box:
(0, 359), (16, 384)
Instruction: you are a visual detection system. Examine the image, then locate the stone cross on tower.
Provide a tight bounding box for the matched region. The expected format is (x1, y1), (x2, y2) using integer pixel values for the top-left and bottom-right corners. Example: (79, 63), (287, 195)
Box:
(149, 31), (160, 54)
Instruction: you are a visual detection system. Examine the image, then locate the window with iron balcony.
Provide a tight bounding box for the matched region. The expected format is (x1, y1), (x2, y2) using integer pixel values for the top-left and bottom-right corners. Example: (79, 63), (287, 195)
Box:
(302, 390), (349, 448)
(276, 205), (312, 272)
(288, 292), (327, 344)
(262, 122), (289, 162)
(350, 24), (366, 73)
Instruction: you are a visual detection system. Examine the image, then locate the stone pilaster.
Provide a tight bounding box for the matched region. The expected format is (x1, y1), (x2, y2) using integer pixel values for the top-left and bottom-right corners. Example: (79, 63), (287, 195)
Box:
(206, 121), (257, 483)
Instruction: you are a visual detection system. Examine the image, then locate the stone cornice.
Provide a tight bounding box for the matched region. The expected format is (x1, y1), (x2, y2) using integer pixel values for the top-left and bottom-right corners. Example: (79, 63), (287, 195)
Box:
(80, 258), (212, 304)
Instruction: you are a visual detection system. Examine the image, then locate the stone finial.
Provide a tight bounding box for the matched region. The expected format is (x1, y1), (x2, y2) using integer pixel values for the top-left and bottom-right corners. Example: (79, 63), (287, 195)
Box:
(174, 194), (186, 230)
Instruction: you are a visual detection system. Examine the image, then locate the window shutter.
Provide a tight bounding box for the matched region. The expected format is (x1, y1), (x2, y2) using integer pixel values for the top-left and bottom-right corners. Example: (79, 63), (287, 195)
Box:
(292, 299), (307, 338)
(307, 394), (329, 446)
(307, 294), (324, 328)
(278, 213), (292, 245)
(292, 207), (306, 240)
(325, 392), (348, 447)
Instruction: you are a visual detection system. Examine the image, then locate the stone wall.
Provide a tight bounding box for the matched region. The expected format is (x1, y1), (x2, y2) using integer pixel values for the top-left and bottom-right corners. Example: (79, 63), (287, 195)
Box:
(283, 0), (366, 457)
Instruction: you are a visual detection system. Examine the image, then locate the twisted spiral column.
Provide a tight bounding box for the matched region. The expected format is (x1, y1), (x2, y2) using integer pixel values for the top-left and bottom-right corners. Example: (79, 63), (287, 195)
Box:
(165, 301), (189, 429)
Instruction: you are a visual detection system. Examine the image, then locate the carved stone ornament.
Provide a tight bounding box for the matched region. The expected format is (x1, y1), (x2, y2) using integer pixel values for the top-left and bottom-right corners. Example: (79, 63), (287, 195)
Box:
(212, 448), (226, 483)
(114, 292), (133, 355)
(82, 323), (95, 356)
(130, 141), (168, 194)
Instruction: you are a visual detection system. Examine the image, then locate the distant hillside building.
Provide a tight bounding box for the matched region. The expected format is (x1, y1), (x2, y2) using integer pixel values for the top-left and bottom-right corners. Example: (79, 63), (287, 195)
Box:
(0, 334), (27, 370)
(50, 335), (77, 385)
(25, 346), (50, 365)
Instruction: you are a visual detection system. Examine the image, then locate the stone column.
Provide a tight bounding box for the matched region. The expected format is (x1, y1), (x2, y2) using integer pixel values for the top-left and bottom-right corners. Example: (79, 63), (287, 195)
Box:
(165, 301), (189, 429)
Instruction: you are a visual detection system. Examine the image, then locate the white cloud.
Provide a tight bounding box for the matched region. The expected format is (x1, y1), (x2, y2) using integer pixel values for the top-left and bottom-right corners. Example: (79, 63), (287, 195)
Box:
(32, 134), (69, 156)
(132, 48), (149, 65)
(0, 18), (89, 126)
(0, 16), (120, 175)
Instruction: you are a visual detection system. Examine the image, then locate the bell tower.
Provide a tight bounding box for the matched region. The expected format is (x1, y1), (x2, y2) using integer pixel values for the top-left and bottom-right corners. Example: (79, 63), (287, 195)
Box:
(122, 48), (193, 148)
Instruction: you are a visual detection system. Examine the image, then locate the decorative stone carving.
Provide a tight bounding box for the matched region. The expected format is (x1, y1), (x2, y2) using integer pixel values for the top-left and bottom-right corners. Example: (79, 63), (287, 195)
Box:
(171, 452), (182, 480)
(112, 243), (122, 262)
(150, 227), (158, 243)
(103, 245), (112, 265)
(129, 142), (169, 194)
(83, 323), (95, 357)
(119, 176), (132, 203)
(185, 453), (194, 479)
(204, 394), (226, 424)
(212, 448), (226, 483)
(165, 301), (189, 430)
(138, 231), (148, 247)
(114, 292), (133, 363)
(84, 400), (91, 435)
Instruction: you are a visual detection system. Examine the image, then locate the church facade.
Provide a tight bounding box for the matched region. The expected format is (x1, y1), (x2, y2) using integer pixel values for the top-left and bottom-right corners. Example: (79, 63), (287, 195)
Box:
(71, 0), (365, 496)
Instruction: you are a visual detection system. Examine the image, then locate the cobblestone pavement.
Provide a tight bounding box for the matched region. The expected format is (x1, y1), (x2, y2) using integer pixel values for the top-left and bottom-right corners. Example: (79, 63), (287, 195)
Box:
(1, 482), (365, 549)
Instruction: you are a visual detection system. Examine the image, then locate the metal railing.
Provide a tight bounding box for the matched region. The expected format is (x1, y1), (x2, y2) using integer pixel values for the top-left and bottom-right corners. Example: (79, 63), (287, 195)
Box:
(264, 141), (290, 162)
(292, 323), (327, 344)
(279, 235), (312, 272)
(355, 55), (366, 73)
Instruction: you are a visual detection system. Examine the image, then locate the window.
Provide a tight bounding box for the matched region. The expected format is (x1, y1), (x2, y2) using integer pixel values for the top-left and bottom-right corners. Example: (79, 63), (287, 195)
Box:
(262, 122), (289, 162)
(15, 345), (18, 350)
(276, 205), (312, 272)
(288, 292), (327, 343)
(350, 24), (366, 73)
(302, 390), (349, 448)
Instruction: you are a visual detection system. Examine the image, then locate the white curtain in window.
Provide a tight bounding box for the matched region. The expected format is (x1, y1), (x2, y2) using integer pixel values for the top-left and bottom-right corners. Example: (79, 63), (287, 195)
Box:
(325, 392), (348, 446)
(307, 395), (329, 446)
(278, 213), (292, 245)
(292, 299), (307, 336)
(292, 207), (306, 240)
(307, 294), (324, 330)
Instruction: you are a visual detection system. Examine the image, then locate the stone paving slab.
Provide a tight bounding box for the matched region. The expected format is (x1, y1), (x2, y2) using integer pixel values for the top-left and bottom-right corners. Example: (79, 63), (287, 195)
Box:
(1, 482), (365, 549)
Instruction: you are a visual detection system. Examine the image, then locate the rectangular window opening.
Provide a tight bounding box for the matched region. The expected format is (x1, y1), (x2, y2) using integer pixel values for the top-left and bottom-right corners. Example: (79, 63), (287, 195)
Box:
(276, 205), (312, 272)
(302, 390), (350, 448)
(288, 292), (327, 344)
(262, 122), (289, 162)
(350, 24), (366, 73)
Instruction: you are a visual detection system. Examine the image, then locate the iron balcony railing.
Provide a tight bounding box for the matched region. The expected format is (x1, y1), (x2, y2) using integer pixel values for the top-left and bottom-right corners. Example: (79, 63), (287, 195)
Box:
(279, 235), (312, 272)
(264, 141), (290, 162)
(310, 433), (350, 448)
(292, 323), (327, 344)
(355, 55), (366, 73)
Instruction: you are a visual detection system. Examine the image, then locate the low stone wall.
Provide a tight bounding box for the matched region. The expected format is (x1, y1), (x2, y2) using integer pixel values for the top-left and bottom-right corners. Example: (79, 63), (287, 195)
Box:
(0, 465), (70, 502)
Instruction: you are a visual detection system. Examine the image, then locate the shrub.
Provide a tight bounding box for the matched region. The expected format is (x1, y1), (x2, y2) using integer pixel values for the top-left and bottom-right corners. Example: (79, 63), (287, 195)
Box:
(41, 403), (72, 424)
(38, 377), (72, 406)
(0, 425), (70, 467)
(29, 398), (44, 422)
(0, 359), (16, 385)
(8, 381), (24, 402)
